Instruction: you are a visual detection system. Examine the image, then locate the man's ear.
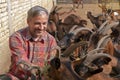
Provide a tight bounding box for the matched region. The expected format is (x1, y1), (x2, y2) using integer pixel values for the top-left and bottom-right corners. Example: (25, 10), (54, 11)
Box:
(27, 19), (30, 24)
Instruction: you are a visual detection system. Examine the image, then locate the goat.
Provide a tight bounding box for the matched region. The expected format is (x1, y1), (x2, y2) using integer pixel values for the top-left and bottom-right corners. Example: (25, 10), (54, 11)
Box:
(58, 26), (93, 61)
(87, 11), (106, 29)
(48, 6), (69, 41)
(47, 48), (116, 80)
(58, 26), (93, 51)
(48, 14), (87, 41)
(49, 6), (65, 25)
(63, 14), (81, 25)
(86, 20), (120, 79)
(45, 57), (83, 80)
(48, 6), (87, 41)
(72, 0), (83, 9)
(98, 4), (120, 21)
(88, 20), (119, 55)
(62, 14), (87, 32)
(71, 49), (120, 80)
(48, 5), (65, 34)
(98, 4), (108, 14)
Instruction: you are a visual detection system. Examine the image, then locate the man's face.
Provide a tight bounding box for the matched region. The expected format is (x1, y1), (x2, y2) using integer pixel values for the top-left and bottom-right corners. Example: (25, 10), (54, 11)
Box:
(27, 14), (48, 38)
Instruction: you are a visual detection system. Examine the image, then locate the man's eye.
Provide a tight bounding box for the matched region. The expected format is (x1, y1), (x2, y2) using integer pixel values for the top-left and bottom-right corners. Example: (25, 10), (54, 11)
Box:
(43, 22), (47, 25)
(34, 22), (40, 25)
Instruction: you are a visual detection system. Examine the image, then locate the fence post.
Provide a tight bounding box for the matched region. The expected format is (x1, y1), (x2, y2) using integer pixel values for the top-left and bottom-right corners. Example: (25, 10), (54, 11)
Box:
(7, 0), (12, 36)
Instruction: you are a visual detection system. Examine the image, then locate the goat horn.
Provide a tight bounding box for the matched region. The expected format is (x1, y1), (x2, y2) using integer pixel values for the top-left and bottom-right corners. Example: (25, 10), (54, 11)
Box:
(54, 6), (58, 11)
(83, 53), (111, 66)
(49, 46), (61, 60)
(50, 6), (58, 13)
(62, 41), (88, 57)
(69, 25), (78, 33)
(54, 46), (61, 58)
(71, 27), (93, 36)
(98, 20), (109, 32)
(56, 7), (62, 12)
(88, 48), (105, 54)
(99, 21), (119, 35)
(45, 46), (61, 63)
(96, 35), (111, 49)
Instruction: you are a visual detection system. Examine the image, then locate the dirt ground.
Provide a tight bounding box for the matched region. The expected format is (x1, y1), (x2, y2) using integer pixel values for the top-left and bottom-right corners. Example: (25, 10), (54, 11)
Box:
(57, 3), (103, 28)
(57, 3), (119, 28)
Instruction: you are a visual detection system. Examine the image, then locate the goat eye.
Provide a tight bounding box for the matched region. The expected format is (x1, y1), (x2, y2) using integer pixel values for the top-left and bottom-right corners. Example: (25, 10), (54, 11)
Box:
(48, 68), (51, 72)
(91, 63), (95, 67)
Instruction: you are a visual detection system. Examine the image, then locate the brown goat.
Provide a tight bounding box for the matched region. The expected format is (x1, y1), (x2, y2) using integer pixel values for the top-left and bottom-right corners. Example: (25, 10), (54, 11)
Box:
(87, 56), (119, 80)
(88, 21), (119, 55)
(48, 13), (87, 41)
(46, 52), (118, 80)
(98, 4), (120, 20)
(63, 14), (87, 32)
(98, 4), (107, 14)
(45, 58), (82, 80)
(63, 14), (81, 25)
(87, 11), (106, 29)
(85, 21), (120, 80)
(72, 0), (83, 8)
(71, 51), (120, 80)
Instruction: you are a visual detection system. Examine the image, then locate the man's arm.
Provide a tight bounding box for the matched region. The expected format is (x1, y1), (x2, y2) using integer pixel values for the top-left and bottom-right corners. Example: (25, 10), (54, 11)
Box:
(9, 32), (32, 79)
(48, 37), (59, 60)
(9, 33), (30, 63)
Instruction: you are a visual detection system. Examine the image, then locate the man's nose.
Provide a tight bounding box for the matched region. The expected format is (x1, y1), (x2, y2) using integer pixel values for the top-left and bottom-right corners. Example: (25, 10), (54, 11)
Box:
(38, 24), (44, 30)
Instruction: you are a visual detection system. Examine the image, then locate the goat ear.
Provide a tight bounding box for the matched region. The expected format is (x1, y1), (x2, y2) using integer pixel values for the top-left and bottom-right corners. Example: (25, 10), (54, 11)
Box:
(50, 6), (58, 13)
(50, 57), (61, 70)
(56, 7), (62, 12)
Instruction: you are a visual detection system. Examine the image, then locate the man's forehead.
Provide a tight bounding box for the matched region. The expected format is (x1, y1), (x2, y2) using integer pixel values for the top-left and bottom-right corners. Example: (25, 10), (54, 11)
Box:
(39, 11), (48, 16)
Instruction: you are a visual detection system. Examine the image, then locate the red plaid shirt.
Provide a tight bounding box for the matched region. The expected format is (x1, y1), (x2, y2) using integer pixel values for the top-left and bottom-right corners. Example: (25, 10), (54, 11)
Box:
(8, 27), (57, 79)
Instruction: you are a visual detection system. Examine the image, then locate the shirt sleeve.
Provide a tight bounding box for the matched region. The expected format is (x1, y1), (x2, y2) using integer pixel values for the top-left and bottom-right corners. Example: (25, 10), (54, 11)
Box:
(9, 32), (30, 64)
(48, 36), (59, 60)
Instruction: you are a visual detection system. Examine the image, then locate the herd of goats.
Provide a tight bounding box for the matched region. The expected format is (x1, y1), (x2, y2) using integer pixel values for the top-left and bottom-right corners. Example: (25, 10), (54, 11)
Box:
(45, 5), (120, 80)
(1, 2), (120, 80)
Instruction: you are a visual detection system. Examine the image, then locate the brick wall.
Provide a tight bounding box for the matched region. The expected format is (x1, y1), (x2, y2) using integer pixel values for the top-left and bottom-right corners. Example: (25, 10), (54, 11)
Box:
(57, 0), (119, 4)
(0, 0), (54, 74)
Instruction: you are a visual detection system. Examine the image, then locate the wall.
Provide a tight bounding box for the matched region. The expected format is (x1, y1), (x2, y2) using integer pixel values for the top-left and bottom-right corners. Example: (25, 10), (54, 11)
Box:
(57, 0), (120, 4)
(0, 0), (54, 74)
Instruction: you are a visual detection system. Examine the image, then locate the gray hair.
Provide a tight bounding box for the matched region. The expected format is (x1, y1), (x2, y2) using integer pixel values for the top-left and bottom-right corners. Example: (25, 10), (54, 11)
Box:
(27, 5), (49, 20)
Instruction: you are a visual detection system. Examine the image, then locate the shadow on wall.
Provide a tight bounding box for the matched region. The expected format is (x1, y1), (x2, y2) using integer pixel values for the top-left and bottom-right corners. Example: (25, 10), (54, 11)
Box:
(0, 41), (11, 74)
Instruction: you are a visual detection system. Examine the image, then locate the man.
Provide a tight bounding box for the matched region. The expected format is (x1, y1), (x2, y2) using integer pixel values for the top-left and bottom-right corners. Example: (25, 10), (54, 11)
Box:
(8, 5), (58, 80)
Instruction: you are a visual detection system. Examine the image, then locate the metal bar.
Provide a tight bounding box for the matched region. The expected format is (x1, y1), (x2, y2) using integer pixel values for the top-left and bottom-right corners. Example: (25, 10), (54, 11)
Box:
(7, 0), (12, 36)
